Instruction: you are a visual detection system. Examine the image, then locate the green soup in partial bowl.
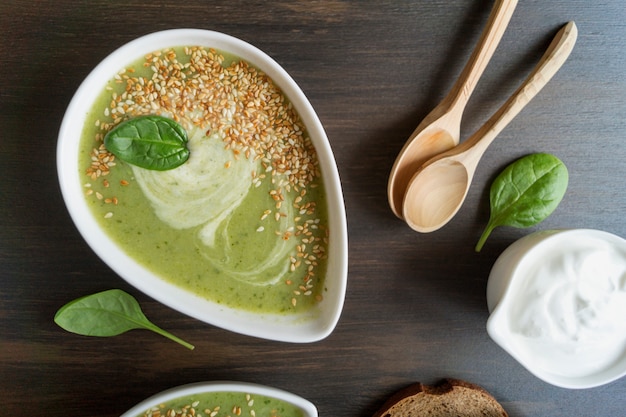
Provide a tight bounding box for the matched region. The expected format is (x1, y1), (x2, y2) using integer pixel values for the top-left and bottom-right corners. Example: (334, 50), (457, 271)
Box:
(57, 29), (347, 342)
(120, 381), (317, 417)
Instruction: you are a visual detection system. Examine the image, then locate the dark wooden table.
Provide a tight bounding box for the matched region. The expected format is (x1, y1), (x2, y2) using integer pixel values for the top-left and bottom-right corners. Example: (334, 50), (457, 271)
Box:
(2, 1), (625, 415)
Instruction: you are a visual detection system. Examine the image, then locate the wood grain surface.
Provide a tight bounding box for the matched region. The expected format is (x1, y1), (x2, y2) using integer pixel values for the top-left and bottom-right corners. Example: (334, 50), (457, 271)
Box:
(1, 1), (625, 416)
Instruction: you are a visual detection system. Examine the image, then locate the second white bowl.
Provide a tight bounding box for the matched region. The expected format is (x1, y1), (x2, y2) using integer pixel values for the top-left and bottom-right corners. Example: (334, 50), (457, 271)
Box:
(487, 229), (626, 388)
(120, 381), (317, 417)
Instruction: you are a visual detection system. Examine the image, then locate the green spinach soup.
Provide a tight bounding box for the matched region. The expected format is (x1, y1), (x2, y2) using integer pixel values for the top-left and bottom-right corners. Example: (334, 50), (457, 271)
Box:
(80, 46), (329, 314)
(136, 391), (305, 417)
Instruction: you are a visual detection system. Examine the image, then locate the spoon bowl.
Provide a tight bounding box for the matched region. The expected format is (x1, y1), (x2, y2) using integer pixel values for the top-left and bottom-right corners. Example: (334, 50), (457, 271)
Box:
(404, 160), (469, 232)
(403, 21), (578, 232)
(387, 0), (517, 218)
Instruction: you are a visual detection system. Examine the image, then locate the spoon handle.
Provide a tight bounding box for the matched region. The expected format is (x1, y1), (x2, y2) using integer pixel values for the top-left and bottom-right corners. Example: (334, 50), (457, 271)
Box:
(443, 0), (518, 117)
(460, 21), (578, 165)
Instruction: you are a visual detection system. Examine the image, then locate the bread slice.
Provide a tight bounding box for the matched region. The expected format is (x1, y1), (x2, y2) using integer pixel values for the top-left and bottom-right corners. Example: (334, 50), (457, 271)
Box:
(373, 379), (508, 417)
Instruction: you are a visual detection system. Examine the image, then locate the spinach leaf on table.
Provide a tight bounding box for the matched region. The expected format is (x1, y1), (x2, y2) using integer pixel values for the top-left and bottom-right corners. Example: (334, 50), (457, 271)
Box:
(475, 153), (568, 252)
(54, 289), (194, 350)
(104, 115), (190, 170)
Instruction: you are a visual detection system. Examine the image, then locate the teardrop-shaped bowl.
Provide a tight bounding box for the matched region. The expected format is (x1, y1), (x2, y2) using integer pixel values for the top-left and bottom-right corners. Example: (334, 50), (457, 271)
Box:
(57, 29), (348, 343)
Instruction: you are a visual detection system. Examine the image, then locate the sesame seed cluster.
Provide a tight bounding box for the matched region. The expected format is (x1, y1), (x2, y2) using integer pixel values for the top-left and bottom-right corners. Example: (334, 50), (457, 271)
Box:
(90, 47), (319, 192)
(84, 46), (328, 308)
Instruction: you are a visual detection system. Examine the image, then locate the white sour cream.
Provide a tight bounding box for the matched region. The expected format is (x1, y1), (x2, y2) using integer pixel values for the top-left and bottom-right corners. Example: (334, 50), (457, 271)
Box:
(507, 234), (626, 378)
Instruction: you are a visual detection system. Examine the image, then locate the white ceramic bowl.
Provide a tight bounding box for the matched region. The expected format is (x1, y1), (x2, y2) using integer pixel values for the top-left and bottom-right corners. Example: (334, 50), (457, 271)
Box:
(57, 29), (348, 343)
(120, 381), (317, 417)
(486, 229), (626, 388)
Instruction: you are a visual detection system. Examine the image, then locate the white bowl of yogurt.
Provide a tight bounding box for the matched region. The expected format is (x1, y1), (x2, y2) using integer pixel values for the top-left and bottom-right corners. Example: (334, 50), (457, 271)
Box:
(57, 29), (348, 343)
(486, 229), (626, 388)
(120, 381), (317, 417)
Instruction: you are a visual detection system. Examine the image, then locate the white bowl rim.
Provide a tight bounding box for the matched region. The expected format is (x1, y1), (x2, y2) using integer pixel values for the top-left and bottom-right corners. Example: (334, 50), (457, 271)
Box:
(57, 28), (348, 343)
(486, 228), (626, 389)
(120, 381), (318, 417)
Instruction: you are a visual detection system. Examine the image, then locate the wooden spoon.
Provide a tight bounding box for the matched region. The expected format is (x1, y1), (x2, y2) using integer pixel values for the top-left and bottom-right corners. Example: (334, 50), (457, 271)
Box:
(388, 0), (518, 219)
(402, 21), (577, 233)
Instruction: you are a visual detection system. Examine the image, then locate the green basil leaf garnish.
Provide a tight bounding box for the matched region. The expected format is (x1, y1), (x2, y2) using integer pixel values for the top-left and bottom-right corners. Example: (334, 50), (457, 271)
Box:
(54, 289), (194, 350)
(103, 115), (190, 170)
(475, 153), (568, 252)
